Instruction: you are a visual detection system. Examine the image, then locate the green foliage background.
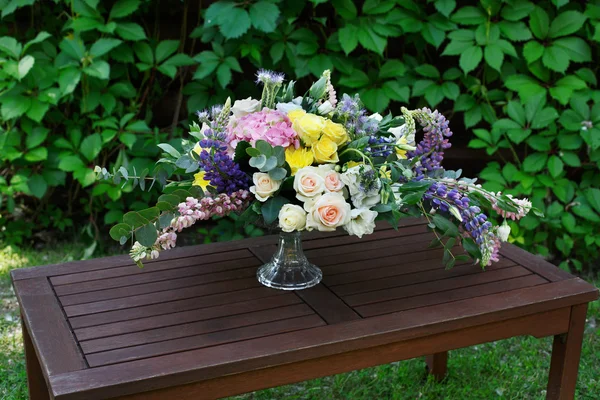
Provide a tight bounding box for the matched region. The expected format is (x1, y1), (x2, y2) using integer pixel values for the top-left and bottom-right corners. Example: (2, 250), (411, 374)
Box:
(0, 0), (599, 272)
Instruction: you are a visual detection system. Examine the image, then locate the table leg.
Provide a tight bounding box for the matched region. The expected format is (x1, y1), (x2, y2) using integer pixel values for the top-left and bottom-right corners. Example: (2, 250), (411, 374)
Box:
(425, 351), (448, 381)
(21, 315), (50, 400)
(546, 304), (588, 400)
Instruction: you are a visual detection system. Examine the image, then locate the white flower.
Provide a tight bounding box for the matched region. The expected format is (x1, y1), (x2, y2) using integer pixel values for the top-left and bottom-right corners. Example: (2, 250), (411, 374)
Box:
(497, 221), (511, 242)
(340, 165), (381, 208)
(200, 122), (211, 135)
(306, 192), (351, 232)
(317, 164), (344, 193)
(370, 112), (383, 122)
(278, 204), (307, 232)
(293, 166), (326, 206)
(231, 97), (261, 118)
(276, 101), (302, 114)
(317, 100), (335, 115)
(249, 172), (282, 202)
(344, 208), (378, 238)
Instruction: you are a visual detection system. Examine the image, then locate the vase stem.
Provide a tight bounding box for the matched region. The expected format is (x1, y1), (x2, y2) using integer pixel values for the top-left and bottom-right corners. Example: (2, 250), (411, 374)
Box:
(256, 231), (322, 290)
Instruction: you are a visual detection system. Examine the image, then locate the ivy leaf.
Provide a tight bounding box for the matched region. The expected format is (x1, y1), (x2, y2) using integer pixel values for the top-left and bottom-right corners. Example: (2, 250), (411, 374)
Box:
(523, 152), (548, 173)
(542, 45), (569, 73)
(379, 59), (406, 79)
(547, 155), (564, 178)
(115, 22), (147, 41)
(357, 25), (386, 55)
(0, 95), (31, 120)
(28, 174), (48, 199)
(109, 0), (140, 19)
(155, 40), (179, 64)
(548, 11), (587, 38)
(523, 41), (544, 64)
(484, 44), (503, 72)
(553, 37), (591, 63)
(451, 6), (486, 25)
(90, 38), (122, 57)
(0, 36), (22, 58)
(529, 7), (549, 39)
(459, 45), (482, 74)
(338, 70), (369, 88)
(424, 85), (444, 108)
(362, 88), (389, 112)
(216, 63), (231, 88)
(249, 1), (280, 32)
(83, 60), (110, 79)
(499, 21), (532, 41)
(501, 2), (534, 21)
(17, 55), (34, 79)
(80, 133), (102, 161)
(414, 64), (440, 79)
(332, 0), (357, 19)
(434, 0), (456, 17)
(220, 7), (251, 39)
(584, 188), (600, 214)
(382, 81), (410, 102)
(339, 25), (359, 55)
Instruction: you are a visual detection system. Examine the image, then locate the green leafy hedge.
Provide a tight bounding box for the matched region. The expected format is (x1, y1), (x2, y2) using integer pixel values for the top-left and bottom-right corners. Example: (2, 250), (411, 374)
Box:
(0, 0), (599, 272)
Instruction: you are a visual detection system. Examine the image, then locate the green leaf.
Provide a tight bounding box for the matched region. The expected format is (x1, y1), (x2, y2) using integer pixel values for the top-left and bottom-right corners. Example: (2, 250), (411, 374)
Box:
(548, 11), (587, 38)
(115, 22), (147, 41)
(261, 196), (289, 224)
(523, 41), (544, 64)
(357, 26), (386, 55)
(339, 70), (369, 88)
(531, 107), (559, 129)
(332, 0), (357, 19)
(26, 127), (49, 149)
(542, 45), (569, 74)
(431, 213), (460, 237)
(249, 1), (279, 32)
(414, 64), (440, 79)
(0, 95), (31, 120)
(339, 25), (359, 55)
(451, 6), (486, 25)
(28, 174), (47, 199)
(572, 204), (600, 223)
(529, 7), (549, 39)
(523, 152), (548, 173)
(547, 155), (564, 178)
(58, 155), (86, 172)
(363, 0), (395, 14)
(442, 39), (474, 56)
(584, 188), (600, 214)
(216, 63), (231, 88)
(90, 38), (122, 57)
(0, 36), (22, 58)
(110, 223), (132, 241)
(155, 40), (179, 64)
(133, 42), (153, 64)
(83, 60), (110, 79)
(379, 60), (405, 79)
(220, 7), (251, 39)
(501, 2), (534, 21)
(80, 133), (102, 161)
(484, 44), (503, 72)
(157, 143), (181, 158)
(24, 147), (47, 162)
(382, 81), (410, 102)
(459, 46), (482, 74)
(136, 223), (158, 247)
(499, 21), (532, 42)
(435, 0), (456, 17)
(362, 88), (389, 112)
(424, 85), (444, 108)
(560, 151), (581, 167)
(109, 0), (140, 19)
(553, 37), (591, 63)
(17, 55), (34, 79)
(269, 167), (287, 181)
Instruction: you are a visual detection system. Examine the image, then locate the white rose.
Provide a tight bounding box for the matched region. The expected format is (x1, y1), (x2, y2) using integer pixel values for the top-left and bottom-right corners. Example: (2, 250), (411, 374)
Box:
(294, 166), (326, 206)
(497, 221), (511, 242)
(344, 208), (378, 238)
(340, 165), (381, 208)
(278, 204), (307, 232)
(276, 102), (302, 114)
(317, 100), (335, 115)
(306, 192), (351, 232)
(370, 113), (383, 122)
(231, 97), (261, 118)
(249, 172), (282, 202)
(317, 164), (344, 192)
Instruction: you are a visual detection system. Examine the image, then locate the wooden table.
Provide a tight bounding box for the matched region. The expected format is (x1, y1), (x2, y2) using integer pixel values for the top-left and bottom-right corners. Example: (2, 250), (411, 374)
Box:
(12, 219), (598, 400)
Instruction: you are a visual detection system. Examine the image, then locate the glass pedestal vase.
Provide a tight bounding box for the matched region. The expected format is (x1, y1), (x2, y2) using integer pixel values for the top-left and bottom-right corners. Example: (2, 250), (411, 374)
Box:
(256, 231), (322, 290)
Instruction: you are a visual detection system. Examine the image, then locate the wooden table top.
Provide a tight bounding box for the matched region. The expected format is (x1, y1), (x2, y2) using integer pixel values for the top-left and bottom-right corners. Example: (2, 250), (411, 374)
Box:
(12, 218), (598, 400)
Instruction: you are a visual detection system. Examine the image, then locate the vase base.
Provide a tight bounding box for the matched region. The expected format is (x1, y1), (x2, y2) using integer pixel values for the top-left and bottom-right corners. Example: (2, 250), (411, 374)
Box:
(256, 263), (322, 291)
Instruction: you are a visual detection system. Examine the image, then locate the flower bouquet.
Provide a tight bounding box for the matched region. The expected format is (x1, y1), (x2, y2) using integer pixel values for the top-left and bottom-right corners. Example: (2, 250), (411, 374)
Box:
(98, 69), (538, 290)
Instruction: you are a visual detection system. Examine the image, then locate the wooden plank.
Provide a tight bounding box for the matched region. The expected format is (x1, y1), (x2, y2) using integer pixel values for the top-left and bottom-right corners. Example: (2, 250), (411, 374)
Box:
(21, 314), (51, 400)
(50, 278), (597, 400)
(86, 314), (326, 367)
(13, 278), (87, 377)
(54, 257), (260, 296)
(62, 278), (262, 317)
(74, 293), (301, 341)
(295, 285), (361, 325)
(50, 250), (254, 286)
(346, 265), (532, 307)
(68, 287), (285, 329)
(331, 257), (516, 296)
(500, 242), (572, 282)
(356, 274), (546, 317)
(120, 308), (569, 400)
(58, 267), (258, 306)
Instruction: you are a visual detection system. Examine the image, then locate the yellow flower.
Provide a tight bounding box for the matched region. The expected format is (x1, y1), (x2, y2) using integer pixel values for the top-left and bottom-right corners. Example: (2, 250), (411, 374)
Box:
(292, 113), (325, 146)
(287, 109), (306, 123)
(193, 142), (203, 156)
(193, 171), (211, 191)
(345, 160), (363, 169)
(379, 166), (391, 179)
(322, 120), (349, 146)
(312, 136), (339, 164)
(285, 146), (314, 175)
(396, 136), (408, 159)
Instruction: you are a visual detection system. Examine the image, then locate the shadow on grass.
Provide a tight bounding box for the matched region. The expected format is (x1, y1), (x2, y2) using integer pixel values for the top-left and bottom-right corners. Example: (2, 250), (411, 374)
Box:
(0, 244), (598, 400)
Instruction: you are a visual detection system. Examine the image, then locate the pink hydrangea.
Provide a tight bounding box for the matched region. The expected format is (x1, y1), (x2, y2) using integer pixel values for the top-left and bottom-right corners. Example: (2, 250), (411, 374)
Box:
(228, 108), (299, 149)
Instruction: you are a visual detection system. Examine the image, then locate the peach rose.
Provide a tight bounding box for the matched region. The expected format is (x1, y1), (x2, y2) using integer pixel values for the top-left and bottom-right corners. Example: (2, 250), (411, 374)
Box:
(293, 166), (325, 204)
(317, 165), (344, 192)
(306, 192), (351, 232)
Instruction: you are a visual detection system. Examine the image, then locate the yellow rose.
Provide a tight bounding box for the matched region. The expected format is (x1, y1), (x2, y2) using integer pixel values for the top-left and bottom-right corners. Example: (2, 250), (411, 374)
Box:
(285, 146), (314, 175)
(312, 136), (339, 164)
(322, 120), (349, 146)
(193, 171), (211, 191)
(287, 109), (306, 123)
(292, 113), (325, 146)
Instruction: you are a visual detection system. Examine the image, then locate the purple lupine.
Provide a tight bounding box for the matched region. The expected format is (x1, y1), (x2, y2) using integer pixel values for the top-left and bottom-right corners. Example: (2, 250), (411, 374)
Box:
(408, 108), (453, 178)
(423, 181), (500, 266)
(366, 135), (394, 158)
(198, 136), (250, 194)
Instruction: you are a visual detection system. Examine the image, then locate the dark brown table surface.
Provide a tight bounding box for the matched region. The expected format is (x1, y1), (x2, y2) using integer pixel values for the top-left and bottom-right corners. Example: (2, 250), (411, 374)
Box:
(12, 218), (599, 400)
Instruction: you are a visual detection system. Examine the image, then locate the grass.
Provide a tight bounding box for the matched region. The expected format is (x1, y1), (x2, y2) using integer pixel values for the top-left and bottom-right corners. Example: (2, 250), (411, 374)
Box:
(1, 244), (598, 400)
